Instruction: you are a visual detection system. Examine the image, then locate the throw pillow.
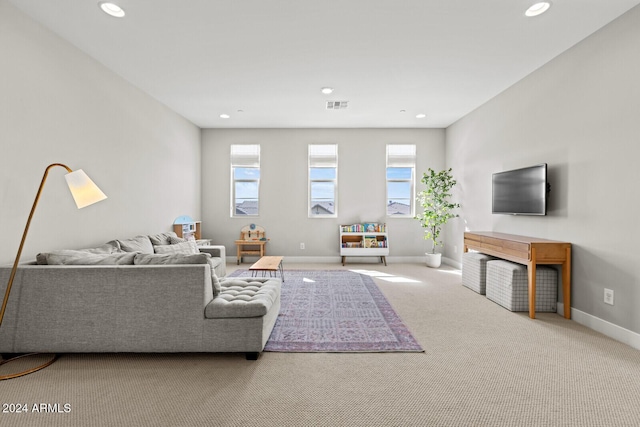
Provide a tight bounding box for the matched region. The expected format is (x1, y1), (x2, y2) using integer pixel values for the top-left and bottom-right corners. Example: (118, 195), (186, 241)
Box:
(36, 244), (123, 265)
(117, 236), (154, 254)
(168, 235), (187, 244)
(153, 241), (198, 255)
(134, 253), (221, 296)
(118, 236), (153, 254)
(148, 231), (178, 246)
(46, 251), (137, 265)
(105, 240), (121, 250)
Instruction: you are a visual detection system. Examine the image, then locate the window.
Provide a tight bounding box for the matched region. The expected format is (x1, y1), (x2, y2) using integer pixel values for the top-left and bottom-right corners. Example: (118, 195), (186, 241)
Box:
(308, 144), (338, 217)
(386, 144), (416, 217)
(230, 144), (260, 217)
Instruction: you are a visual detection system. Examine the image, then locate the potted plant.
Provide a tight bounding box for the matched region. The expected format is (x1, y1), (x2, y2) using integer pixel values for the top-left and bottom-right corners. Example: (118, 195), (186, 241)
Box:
(415, 168), (460, 268)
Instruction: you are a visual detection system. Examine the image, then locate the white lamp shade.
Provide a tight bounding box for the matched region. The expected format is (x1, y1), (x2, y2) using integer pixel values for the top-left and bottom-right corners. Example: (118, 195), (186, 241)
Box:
(64, 169), (107, 209)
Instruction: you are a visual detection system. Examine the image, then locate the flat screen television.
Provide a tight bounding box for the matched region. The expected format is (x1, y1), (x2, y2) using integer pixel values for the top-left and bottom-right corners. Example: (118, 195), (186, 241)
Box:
(492, 164), (548, 215)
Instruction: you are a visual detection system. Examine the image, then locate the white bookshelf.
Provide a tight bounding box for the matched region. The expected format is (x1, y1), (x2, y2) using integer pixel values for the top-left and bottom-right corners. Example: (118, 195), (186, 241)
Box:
(339, 224), (388, 266)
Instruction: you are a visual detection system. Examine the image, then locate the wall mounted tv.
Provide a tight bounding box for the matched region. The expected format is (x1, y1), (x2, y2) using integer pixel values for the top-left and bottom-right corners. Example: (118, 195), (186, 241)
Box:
(492, 164), (549, 215)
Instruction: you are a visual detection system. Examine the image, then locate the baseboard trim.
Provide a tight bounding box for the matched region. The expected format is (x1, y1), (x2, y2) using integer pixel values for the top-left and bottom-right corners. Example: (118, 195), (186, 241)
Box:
(273, 256), (342, 264)
(442, 256), (461, 269)
(227, 255), (429, 264)
(558, 302), (640, 351)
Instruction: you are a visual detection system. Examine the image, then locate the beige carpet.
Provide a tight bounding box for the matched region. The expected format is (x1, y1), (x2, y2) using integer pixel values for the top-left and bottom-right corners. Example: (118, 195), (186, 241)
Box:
(2, 262), (640, 426)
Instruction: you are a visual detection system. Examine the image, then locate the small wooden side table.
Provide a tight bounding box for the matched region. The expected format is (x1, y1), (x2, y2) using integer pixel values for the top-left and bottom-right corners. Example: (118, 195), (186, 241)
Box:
(234, 239), (267, 264)
(249, 256), (284, 281)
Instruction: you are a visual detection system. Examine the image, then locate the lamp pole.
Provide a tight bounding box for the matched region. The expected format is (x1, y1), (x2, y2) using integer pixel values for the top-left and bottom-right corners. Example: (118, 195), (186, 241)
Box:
(0, 163), (72, 328)
(1, 163), (106, 380)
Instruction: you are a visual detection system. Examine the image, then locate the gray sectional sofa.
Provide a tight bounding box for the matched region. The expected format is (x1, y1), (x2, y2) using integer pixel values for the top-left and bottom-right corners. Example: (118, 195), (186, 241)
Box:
(0, 232), (281, 359)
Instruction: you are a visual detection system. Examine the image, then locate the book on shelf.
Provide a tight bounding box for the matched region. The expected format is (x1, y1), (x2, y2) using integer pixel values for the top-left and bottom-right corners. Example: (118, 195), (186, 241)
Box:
(364, 236), (377, 248)
(341, 223), (387, 233)
(363, 223), (377, 233)
(342, 241), (362, 248)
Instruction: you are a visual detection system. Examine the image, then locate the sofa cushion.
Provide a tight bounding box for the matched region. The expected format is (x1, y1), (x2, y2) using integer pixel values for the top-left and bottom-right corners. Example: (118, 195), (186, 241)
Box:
(45, 251), (137, 265)
(153, 241), (198, 255)
(117, 236), (154, 254)
(36, 243), (122, 265)
(148, 231), (178, 246)
(205, 278), (280, 318)
(134, 253), (221, 296)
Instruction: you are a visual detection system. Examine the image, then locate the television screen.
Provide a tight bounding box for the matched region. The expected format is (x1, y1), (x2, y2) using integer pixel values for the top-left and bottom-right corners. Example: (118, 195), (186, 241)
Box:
(492, 164), (548, 215)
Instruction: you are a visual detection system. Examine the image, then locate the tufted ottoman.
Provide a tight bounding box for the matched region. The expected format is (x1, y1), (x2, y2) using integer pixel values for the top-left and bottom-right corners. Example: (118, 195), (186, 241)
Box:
(486, 260), (557, 312)
(202, 276), (281, 359)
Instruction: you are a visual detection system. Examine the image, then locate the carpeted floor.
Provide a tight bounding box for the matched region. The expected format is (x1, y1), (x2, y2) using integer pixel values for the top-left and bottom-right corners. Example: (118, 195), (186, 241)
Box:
(230, 269), (423, 352)
(2, 262), (640, 427)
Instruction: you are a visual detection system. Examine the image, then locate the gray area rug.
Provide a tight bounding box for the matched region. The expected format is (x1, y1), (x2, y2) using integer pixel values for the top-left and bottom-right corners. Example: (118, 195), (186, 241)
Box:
(229, 269), (423, 352)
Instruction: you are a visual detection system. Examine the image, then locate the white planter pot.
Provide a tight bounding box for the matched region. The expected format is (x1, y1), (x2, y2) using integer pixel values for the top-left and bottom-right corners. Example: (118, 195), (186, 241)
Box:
(425, 252), (442, 268)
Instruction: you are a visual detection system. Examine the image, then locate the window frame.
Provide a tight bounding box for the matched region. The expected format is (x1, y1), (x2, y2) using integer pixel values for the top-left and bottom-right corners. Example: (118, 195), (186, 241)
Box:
(386, 144), (416, 218)
(308, 144), (338, 218)
(230, 144), (261, 217)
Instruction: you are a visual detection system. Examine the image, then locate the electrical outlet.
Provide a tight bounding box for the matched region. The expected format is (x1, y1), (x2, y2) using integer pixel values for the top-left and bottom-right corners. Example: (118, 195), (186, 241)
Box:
(453, 245), (458, 254)
(300, 243), (305, 250)
(604, 288), (614, 305)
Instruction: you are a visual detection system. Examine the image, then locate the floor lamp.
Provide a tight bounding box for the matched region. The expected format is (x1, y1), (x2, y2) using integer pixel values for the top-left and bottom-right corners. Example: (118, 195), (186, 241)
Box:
(0, 163), (107, 380)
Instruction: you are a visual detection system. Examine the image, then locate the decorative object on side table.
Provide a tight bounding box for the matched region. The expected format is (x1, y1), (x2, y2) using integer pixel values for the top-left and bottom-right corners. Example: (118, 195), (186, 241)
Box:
(0, 163), (107, 380)
(415, 168), (460, 268)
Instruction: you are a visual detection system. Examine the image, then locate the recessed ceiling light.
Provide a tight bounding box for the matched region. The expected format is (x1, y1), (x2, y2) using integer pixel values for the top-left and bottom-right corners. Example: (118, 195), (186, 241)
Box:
(220, 114), (230, 119)
(321, 87), (334, 95)
(98, 2), (125, 18)
(400, 110), (406, 113)
(525, 2), (551, 17)
(416, 113), (426, 119)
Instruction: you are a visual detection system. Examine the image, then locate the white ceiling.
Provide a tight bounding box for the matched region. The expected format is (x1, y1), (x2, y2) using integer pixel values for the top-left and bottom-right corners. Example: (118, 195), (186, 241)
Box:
(9, 0), (640, 128)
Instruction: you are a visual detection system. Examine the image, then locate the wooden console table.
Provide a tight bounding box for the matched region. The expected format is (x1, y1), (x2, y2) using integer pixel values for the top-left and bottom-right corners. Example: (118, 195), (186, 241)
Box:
(463, 232), (571, 319)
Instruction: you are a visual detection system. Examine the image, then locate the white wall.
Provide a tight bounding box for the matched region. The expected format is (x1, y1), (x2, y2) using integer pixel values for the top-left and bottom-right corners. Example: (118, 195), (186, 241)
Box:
(0, 1), (201, 265)
(446, 5), (640, 333)
(202, 129), (445, 262)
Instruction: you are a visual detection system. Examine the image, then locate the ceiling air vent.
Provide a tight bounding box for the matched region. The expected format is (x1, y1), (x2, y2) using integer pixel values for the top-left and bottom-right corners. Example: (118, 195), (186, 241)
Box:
(326, 101), (349, 110)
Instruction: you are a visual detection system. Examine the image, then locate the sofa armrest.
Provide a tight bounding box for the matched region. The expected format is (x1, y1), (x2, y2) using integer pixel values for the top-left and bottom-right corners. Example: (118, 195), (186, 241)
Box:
(199, 245), (226, 277)
(199, 245), (225, 259)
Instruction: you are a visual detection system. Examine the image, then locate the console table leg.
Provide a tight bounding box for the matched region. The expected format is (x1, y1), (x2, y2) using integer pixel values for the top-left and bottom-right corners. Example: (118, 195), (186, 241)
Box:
(563, 247), (572, 319)
(528, 248), (537, 319)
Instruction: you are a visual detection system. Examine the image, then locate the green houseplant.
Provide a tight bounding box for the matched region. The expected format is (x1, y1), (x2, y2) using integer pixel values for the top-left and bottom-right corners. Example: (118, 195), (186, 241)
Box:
(415, 168), (460, 267)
